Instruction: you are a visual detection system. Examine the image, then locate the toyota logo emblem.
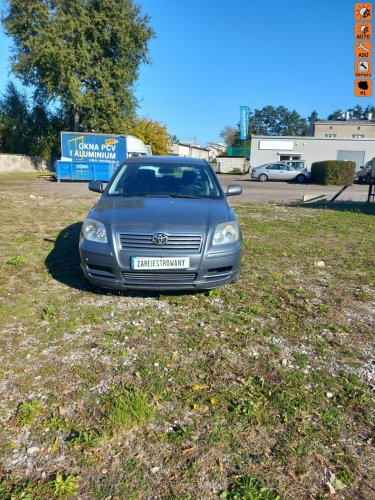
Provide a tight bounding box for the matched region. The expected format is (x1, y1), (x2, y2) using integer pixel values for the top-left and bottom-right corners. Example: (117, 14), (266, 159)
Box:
(152, 233), (168, 245)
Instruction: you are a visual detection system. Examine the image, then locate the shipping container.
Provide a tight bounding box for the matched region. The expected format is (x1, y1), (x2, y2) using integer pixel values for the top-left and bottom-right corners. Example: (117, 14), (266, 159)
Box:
(56, 132), (148, 181)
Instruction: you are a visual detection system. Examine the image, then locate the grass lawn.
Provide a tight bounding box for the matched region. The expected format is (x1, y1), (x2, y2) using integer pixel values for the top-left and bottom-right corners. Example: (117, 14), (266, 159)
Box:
(0, 174), (374, 499)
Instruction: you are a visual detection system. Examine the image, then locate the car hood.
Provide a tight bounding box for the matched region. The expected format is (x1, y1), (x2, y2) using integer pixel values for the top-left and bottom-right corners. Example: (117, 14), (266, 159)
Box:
(90, 196), (231, 232)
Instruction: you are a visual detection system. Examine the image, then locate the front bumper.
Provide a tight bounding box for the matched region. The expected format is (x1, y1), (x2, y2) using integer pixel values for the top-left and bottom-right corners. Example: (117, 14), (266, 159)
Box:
(79, 237), (242, 291)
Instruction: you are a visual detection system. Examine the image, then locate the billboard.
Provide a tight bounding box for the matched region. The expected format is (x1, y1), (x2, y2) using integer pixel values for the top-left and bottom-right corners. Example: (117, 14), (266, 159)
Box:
(239, 106), (250, 140)
(60, 132), (127, 166)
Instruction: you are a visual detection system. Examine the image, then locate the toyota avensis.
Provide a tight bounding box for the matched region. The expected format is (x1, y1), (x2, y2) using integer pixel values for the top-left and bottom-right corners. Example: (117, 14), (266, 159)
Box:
(79, 156), (243, 291)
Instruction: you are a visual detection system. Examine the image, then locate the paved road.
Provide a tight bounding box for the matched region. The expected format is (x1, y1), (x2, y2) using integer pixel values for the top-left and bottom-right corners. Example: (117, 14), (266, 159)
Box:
(217, 174), (371, 203)
(29, 174), (372, 203)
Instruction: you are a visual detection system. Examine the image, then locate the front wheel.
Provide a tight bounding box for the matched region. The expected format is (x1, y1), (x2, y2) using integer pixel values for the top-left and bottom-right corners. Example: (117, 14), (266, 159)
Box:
(258, 173), (268, 182)
(296, 174), (306, 184)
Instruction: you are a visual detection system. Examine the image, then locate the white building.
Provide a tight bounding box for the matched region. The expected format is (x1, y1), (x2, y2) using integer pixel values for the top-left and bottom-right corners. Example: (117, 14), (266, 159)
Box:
(205, 142), (227, 160)
(169, 142), (210, 160)
(250, 135), (375, 171)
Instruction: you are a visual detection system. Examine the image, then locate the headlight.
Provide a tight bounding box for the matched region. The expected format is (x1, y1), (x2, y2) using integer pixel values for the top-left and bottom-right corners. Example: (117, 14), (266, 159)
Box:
(213, 221), (239, 245)
(82, 218), (108, 243)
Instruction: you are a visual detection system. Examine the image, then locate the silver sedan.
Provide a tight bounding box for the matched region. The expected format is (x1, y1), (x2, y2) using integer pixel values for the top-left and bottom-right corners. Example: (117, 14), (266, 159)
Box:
(79, 156), (243, 291)
(250, 163), (311, 183)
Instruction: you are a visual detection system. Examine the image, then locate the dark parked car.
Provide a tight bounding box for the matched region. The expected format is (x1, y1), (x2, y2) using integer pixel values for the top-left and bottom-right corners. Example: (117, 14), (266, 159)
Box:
(250, 162), (311, 183)
(356, 161), (373, 183)
(79, 156), (243, 291)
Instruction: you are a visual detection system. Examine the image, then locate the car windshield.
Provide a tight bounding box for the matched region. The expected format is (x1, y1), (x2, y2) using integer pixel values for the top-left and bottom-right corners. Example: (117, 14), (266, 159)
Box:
(107, 163), (223, 198)
(285, 162), (305, 170)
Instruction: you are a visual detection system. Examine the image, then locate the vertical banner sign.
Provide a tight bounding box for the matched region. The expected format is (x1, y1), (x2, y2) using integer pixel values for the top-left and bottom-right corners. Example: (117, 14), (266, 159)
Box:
(240, 106), (250, 140)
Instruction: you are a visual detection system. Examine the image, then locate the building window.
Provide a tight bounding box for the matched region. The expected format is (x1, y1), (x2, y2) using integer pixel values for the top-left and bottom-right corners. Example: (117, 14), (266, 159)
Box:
(352, 134), (364, 138)
(325, 134), (336, 138)
(279, 155), (301, 161)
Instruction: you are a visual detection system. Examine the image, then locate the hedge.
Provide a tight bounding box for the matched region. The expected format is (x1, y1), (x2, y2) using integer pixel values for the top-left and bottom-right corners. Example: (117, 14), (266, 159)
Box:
(311, 160), (356, 185)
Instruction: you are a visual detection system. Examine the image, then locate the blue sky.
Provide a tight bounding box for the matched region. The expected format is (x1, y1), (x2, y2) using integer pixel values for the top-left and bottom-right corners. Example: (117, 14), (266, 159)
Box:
(0, 0), (371, 145)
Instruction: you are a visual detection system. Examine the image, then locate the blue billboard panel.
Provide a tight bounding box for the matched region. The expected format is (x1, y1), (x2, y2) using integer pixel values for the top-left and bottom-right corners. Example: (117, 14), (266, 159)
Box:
(239, 106), (250, 140)
(61, 132), (127, 166)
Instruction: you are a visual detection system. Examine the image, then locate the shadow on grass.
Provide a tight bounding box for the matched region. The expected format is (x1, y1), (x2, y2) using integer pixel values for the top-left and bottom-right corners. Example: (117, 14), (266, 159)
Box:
(45, 222), (200, 298)
(296, 201), (375, 215)
(45, 222), (90, 292)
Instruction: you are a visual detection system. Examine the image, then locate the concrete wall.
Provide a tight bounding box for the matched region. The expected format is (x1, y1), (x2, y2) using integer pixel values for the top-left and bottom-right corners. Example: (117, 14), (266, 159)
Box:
(250, 136), (375, 170)
(216, 157), (250, 174)
(0, 154), (52, 173)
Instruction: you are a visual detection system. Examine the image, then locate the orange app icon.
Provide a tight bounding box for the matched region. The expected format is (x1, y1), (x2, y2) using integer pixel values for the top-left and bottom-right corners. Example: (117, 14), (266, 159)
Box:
(355, 59), (373, 77)
(355, 41), (372, 58)
(355, 3), (372, 20)
(355, 79), (372, 97)
(355, 22), (372, 38)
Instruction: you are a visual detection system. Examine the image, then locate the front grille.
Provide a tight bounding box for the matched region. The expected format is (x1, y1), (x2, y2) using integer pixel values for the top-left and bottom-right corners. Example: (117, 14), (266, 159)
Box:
(121, 272), (197, 282)
(118, 233), (202, 252)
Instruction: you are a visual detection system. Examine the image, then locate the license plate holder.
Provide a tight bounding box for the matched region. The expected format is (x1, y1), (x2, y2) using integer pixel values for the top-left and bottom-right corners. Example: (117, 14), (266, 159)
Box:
(131, 257), (190, 270)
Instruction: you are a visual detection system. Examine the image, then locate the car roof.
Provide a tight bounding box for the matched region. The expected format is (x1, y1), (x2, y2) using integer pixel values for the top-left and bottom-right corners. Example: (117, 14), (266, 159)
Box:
(124, 156), (209, 166)
(259, 162), (289, 166)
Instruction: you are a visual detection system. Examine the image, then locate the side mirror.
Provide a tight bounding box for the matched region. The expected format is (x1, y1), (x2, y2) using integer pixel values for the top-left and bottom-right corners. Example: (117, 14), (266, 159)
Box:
(88, 180), (104, 193)
(226, 184), (242, 196)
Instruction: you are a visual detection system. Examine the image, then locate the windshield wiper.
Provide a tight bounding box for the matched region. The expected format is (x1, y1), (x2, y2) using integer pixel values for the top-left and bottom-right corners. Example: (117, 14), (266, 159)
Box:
(169, 193), (201, 199)
(116, 193), (202, 198)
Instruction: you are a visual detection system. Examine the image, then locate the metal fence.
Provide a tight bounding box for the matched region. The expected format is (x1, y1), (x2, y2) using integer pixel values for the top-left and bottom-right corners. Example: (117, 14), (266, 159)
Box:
(226, 147), (251, 158)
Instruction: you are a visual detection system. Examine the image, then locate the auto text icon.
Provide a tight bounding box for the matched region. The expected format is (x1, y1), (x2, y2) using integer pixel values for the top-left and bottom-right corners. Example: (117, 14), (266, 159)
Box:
(355, 40), (373, 57)
(355, 3), (372, 20)
(354, 59), (373, 77)
(355, 21), (372, 38)
(354, 79), (373, 96)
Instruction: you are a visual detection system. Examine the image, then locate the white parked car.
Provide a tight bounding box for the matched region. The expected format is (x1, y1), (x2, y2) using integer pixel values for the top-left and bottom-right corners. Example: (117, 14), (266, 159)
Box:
(250, 162), (311, 183)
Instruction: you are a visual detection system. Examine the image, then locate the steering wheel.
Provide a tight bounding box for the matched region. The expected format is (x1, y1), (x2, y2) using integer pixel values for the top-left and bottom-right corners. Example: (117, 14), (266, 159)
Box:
(181, 184), (202, 194)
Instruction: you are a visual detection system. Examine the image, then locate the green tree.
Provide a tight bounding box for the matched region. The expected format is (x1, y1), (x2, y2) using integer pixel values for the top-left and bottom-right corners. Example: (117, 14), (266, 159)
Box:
(220, 126), (238, 146)
(364, 105), (375, 118)
(0, 81), (30, 154)
(307, 110), (320, 126)
(248, 106), (308, 136)
(130, 117), (171, 155)
(352, 105), (364, 118)
(28, 98), (65, 158)
(219, 125), (251, 149)
(0, 81), (65, 159)
(3, 0), (154, 133)
(327, 109), (344, 120)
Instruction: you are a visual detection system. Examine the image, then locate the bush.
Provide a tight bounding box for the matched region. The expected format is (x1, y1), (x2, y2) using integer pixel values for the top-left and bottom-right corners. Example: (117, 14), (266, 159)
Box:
(311, 160), (356, 185)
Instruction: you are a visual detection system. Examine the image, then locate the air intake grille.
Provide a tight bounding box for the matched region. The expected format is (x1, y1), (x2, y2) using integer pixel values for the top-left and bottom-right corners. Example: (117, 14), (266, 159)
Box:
(119, 233), (202, 252)
(121, 272), (197, 282)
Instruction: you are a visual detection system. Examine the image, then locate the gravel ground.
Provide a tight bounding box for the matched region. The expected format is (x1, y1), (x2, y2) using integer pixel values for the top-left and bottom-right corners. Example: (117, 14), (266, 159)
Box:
(220, 175), (372, 203)
(27, 174), (372, 203)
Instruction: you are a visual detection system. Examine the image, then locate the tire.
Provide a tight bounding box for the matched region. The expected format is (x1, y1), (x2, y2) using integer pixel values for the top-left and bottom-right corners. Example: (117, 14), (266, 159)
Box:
(296, 174), (306, 184)
(258, 173), (268, 182)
